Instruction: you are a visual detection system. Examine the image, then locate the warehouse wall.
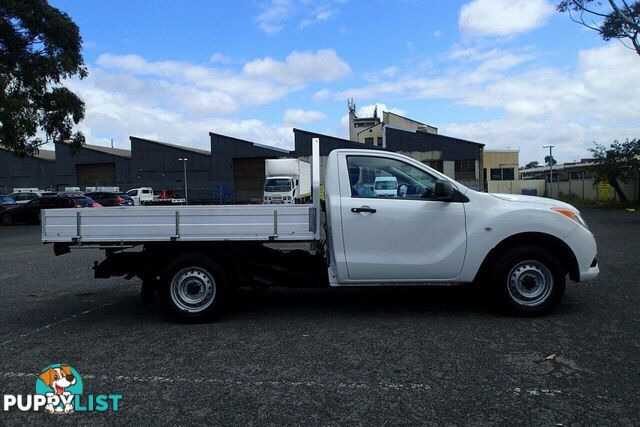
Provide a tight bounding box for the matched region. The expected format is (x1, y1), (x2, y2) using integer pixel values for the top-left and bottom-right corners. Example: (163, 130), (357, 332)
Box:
(130, 137), (212, 201)
(54, 142), (132, 191)
(210, 133), (290, 202)
(0, 149), (56, 193)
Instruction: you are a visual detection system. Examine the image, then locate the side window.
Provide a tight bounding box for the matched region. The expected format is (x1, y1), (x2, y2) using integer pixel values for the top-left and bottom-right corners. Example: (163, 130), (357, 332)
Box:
(346, 156), (438, 200)
(127, 190), (137, 196)
(142, 189), (151, 195)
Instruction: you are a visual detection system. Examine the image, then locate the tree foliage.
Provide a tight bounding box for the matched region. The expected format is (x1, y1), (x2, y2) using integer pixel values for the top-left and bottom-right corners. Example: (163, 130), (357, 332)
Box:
(525, 160), (540, 169)
(589, 138), (640, 201)
(544, 155), (557, 166)
(557, 0), (640, 56)
(0, 0), (87, 155)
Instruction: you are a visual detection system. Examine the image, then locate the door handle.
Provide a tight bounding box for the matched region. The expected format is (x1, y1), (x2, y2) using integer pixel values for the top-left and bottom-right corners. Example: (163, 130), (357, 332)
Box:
(351, 207), (376, 213)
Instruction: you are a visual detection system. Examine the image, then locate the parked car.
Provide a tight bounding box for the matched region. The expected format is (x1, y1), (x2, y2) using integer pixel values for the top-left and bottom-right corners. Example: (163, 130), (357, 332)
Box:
(0, 195), (17, 213)
(1, 195), (102, 225)
(152, 189), (186, 204)
(7, 190), (57, 204)
(126, 187), (154, 205)
(154, 189), (180, 200)
(44, 144), (599, 321)
(85, 192), (134, 207)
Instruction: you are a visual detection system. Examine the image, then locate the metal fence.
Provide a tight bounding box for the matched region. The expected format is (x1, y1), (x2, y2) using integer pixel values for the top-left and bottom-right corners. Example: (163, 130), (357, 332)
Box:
(487, 180), (546, 196)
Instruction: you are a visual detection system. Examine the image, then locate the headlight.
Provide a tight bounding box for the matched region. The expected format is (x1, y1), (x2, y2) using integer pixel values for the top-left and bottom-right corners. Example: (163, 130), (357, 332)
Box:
(551, 207), (589, 230)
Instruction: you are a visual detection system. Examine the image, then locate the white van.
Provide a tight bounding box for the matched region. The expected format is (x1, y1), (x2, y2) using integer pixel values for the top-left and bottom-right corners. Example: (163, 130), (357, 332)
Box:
(373, 176), (398, 197)
(126, 187), (154, 205)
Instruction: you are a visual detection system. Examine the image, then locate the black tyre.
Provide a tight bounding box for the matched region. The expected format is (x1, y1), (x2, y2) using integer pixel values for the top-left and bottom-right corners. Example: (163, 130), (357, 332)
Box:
(159, 254), (229, 322)
(490, 246), (566, 315)
(1, 213), (13, 226)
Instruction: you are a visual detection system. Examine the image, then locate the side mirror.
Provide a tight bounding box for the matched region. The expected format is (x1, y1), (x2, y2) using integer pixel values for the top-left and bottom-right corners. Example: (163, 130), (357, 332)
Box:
(434, 180), (454, 201)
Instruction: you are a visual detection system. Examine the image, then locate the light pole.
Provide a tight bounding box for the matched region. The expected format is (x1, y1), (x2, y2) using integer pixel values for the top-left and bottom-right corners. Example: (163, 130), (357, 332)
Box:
(178, 158), (188, 205)
(543, 145), (555, 198)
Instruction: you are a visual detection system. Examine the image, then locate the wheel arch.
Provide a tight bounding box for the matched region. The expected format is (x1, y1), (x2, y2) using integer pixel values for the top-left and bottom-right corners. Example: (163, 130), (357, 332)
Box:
(474, 232), (580, 283)
(142, 242), (246, 287)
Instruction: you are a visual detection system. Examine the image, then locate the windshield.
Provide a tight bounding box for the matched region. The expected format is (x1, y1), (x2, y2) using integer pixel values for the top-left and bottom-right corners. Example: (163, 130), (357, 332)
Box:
(1, 196), (16, 204)
(374, 179), (398, 190)
(264, 178), (292, 192)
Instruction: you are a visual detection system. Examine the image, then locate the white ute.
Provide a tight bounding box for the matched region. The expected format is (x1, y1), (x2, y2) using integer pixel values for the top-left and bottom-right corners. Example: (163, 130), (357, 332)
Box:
(42, 139), (599, 321)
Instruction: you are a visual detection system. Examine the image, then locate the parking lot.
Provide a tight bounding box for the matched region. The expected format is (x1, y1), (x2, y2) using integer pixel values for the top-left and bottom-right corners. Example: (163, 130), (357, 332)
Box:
(0, 207), (638, 424)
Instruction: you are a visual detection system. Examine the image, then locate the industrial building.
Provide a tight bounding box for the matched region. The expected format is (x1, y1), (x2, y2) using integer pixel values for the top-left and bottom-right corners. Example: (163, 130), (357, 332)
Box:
(0, 105), (487, 202)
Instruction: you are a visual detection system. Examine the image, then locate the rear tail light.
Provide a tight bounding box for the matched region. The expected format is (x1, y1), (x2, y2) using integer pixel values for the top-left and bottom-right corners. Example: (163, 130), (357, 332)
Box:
(115, 197), (125, 204)
(93, 202), (103, 208)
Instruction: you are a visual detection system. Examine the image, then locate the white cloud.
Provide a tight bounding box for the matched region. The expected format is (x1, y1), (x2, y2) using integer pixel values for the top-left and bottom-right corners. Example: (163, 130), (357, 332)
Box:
(299, 4), (335, 28)
(62, 48), (352, 152)
(325, 43), (640, 162)
(256, 0), (294, 35)
(95, 49), (350, 109)
(459, 0), (554, 37)
(209, 53), (230, 64)
(357, 103), (405, 118)
(283, 109), (327, 125)
(242, 49), (351, 85)
(255, 0), (344, 34)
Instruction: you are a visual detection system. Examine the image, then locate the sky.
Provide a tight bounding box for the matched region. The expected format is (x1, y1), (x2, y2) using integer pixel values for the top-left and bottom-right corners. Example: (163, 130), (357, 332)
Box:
(49, 0), (640, 165)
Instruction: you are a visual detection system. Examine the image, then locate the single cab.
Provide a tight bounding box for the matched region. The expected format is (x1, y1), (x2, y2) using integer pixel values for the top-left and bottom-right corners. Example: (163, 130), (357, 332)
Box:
(42, 139), (599, 321)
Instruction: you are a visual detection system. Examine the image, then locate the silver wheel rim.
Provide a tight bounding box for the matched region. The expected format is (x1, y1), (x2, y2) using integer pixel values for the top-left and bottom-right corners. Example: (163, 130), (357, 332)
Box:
(507, 260), (553, 307)
(170, 267), (216, 313)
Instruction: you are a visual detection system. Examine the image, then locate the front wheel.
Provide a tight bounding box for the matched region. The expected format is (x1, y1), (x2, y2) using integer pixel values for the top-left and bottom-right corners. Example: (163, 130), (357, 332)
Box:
(490, 246), (566, 315)
(159, 254), (229, 322)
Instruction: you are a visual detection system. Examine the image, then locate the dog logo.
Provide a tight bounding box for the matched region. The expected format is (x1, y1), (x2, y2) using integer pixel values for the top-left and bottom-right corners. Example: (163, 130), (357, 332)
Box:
(35, 364), (83, 413)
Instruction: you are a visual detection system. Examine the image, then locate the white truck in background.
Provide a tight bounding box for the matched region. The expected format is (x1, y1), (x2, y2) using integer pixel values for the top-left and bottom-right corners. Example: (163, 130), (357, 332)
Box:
(42, 139), (599, 322)
(264, 159), (311, 204)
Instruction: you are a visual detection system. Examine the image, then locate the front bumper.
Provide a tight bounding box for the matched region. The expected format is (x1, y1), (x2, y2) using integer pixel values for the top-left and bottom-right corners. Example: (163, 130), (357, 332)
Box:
(564, 226), (600, 282)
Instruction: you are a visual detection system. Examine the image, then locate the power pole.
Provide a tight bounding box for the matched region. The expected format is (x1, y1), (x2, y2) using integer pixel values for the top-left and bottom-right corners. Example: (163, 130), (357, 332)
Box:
(543, 145), (555, 198)
(178, 158), (188, 204)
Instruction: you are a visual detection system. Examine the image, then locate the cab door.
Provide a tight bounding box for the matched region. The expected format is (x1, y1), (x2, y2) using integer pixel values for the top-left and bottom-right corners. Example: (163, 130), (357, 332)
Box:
(339, 153), (467, 282)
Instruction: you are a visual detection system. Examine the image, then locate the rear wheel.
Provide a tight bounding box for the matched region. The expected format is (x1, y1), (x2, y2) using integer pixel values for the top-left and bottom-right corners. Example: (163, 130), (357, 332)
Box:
(159, 254), (229, 322)
(490, 246), (565, 315)
(1, 213), (13, 225)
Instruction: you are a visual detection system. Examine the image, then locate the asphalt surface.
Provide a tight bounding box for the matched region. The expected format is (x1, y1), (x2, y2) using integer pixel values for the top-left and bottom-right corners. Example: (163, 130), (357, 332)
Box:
(0, 207), (638, 425)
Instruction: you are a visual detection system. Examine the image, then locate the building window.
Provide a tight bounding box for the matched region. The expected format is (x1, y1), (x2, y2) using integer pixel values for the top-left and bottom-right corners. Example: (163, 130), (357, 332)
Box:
(364, 137), (374, 144)
(424, 160), (443, 172)
(455, 159), (476, 180)
(376, 137), (383, 146)
(490, 168), (515, 181)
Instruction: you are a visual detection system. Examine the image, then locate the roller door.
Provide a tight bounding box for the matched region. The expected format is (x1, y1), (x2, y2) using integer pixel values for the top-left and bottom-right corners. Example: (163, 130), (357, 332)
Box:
(233, 158), (267, 202)
(76, 163), (116, 188)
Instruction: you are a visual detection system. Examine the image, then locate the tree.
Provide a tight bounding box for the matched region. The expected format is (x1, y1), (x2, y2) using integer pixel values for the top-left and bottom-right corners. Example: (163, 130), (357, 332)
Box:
(545, 155), (557, 166)
(525, 161), (540, 169)
(0, 0), (87, 155)
(589, 138), (640, 201)
(557, 0), (640, 56)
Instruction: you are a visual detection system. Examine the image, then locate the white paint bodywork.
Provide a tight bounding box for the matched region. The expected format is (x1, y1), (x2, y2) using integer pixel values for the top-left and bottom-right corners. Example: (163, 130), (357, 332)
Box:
(42, 205), (318, 242)
(324, 149), (599, 285)
(42, 145), (599, 286)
